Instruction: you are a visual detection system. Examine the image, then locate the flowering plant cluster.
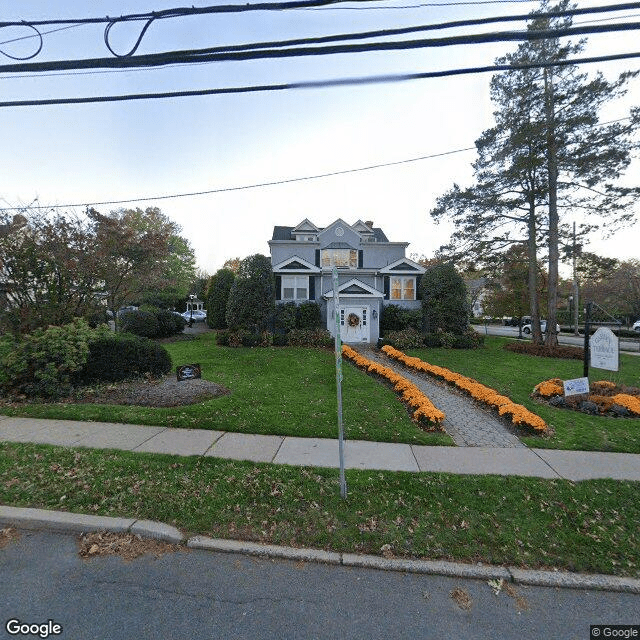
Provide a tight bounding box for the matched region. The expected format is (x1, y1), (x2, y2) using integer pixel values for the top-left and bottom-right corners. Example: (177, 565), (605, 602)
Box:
(533, 377), (640, 417)
(381, 345), (548, 433)
(341, 345), (445, 429)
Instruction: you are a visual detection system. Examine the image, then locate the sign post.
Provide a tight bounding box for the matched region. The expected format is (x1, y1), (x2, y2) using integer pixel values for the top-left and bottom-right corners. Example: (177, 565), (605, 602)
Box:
(332, 267), (347, 499)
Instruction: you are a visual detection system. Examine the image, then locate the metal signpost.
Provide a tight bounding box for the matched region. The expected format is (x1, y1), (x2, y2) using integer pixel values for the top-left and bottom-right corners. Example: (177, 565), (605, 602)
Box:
(332, 267), (347, 499)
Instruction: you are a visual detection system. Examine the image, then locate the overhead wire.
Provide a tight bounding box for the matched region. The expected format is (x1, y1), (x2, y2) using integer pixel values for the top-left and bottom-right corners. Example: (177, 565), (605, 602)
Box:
(2, 17), (640, 75)
(0, 115), (632, 212)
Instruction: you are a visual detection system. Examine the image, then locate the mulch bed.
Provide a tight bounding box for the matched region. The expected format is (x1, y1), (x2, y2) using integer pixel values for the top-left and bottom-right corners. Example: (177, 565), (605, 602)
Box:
(73, 376), (230, 408)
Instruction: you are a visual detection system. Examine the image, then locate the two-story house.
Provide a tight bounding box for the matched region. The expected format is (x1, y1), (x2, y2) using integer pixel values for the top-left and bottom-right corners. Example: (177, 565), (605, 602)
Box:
(269, 218), (425, 344)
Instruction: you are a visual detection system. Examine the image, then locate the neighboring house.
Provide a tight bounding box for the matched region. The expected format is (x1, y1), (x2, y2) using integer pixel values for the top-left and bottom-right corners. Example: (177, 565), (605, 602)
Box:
(269, 218), (425, 344)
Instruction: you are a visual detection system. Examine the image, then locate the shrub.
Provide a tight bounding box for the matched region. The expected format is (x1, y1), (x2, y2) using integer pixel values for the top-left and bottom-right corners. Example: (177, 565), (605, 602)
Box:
(77, 333), (172, 383)
(119, 309), (184, 339)
(380, 328), (424, 350)
(296, 302), (322, 329)
(1, 319), (111, 398)
(225, 254), (275, 332)
(119, 310), (160, 338)
(155, 310), (186, 338)
(452, 331), (484, 349)
(274, 302), (298, 333)
(381, 305), (423, 334)
(505, 342), (584, 360)
(286, 328), (333, 348)
(420, 262), (470, 335)
(206, 268), (236, 329)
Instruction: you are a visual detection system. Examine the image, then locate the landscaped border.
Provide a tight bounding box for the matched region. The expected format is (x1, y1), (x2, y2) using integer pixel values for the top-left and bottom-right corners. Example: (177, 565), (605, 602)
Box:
(380, 345), (548, 433)
(341, 345), (445, 429)
(534, 378), (640, 417)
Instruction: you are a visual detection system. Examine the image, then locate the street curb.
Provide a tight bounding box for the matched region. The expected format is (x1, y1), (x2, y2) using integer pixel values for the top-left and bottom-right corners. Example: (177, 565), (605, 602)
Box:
(0, 506), (184, 544)
(2, 506), (639, 593)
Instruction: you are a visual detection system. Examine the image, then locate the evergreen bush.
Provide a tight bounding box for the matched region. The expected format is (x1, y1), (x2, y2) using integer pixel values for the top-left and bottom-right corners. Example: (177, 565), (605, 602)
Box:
(206, 268), (236, 329)
(78, 333), (172, 383)
(296, 302), (322, 329)
(1, 319), (110, 398)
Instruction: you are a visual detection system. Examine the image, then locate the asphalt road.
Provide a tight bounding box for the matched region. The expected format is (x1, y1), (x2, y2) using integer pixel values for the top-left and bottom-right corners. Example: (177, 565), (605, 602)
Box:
(473, 324), (640, 353)
(2, 530), (638, 640)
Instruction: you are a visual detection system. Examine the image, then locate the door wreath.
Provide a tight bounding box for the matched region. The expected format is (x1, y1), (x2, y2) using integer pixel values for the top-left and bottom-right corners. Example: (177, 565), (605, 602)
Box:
(347, 313), (360, 327)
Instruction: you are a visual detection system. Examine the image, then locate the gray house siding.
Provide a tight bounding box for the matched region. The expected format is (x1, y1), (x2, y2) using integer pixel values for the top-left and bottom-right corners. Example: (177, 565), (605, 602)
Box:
(269, 219), (424, 344)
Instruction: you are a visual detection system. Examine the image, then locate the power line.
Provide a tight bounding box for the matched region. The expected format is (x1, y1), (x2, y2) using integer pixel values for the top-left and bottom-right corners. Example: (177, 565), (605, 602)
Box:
(2, 17), (640, 75)
(0, 117), (630, 212)
(0, 148), (475, 212)
(1, 49), (639, 108)
(2, 1), (640, 68)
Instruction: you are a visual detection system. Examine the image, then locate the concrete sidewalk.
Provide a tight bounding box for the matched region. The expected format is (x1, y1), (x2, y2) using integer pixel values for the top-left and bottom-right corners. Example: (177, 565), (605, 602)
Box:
(2, 414), (639, 481)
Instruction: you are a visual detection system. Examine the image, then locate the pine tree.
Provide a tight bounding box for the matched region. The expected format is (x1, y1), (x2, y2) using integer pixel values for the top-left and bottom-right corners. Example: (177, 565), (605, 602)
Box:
(431, 0), (640, 345)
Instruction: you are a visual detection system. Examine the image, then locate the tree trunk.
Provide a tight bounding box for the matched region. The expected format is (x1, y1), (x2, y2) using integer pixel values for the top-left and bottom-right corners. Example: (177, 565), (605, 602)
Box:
(527, 197), (543, 345)
(544, 67), (560, 348)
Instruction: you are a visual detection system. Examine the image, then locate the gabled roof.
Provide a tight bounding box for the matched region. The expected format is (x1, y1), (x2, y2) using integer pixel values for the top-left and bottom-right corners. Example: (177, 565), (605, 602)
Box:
(292, 218), (319, 233)
(323, 278), (384, 299)
(379, 258), (426, 274)
(271, 220), (389, 243)
(273, 255), (321, 272)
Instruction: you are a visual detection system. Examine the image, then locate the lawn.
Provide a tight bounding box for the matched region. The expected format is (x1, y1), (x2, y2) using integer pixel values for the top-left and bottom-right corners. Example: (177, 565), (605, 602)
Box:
(1, 441), (638, 578)
(0, 331), (452, 447)
(406, 337), (640, 453)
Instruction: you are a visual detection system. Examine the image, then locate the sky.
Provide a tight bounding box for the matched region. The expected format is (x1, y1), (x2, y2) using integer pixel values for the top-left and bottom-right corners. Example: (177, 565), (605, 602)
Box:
(1, 0), (639, 277)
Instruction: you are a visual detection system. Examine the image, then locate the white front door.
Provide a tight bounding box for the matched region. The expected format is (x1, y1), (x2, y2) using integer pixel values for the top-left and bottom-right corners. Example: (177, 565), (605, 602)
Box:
(339, 306), (370, 343)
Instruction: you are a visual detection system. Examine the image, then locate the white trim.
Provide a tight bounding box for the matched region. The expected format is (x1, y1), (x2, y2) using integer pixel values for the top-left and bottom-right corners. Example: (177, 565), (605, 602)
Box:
(379, 257), (426, 274)
(323, 278), (384, 299)
(292, 218), (319, 233)
(273, 255), (321, 273)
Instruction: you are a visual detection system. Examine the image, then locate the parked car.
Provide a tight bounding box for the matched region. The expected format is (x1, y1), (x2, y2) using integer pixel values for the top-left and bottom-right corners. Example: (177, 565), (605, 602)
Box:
(182, 310), (207, 323)
(522, 320), (560, 335)
(633, 320), (640, 332)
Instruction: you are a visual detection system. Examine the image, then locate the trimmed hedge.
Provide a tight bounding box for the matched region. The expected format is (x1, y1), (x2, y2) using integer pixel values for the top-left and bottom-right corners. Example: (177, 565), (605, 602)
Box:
(504, 342), (584, 360)
(119, 309), (185, 339)
(77, 333), (172, 383)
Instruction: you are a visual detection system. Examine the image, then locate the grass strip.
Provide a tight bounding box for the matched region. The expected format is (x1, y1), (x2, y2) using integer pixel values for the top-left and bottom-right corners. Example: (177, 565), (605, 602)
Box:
(407, 337), (640, 453)
(1, 442), (638, 578)
(0, 332), (451, 446)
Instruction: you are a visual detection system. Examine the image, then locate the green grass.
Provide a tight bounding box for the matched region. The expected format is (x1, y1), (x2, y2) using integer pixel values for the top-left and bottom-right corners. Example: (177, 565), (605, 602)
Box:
(1, 441), (638, 578)
(0, 331), (452, 447)
(406, 337), (640, 453)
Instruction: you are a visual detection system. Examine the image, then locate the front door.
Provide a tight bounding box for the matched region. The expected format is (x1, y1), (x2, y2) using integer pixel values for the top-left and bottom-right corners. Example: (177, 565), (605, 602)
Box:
(340, 306), (370, 343)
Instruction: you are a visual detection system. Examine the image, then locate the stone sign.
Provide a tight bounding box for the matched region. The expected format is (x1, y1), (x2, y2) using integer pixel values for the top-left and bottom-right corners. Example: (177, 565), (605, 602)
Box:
(590, 327), (619, 372)
(564, 377), (590, 397)
(176, 363), (201, 381)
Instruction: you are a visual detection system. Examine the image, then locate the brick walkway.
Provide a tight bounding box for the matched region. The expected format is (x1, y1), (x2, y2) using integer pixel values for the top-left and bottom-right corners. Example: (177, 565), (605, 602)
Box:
(355, 347), (525, 448)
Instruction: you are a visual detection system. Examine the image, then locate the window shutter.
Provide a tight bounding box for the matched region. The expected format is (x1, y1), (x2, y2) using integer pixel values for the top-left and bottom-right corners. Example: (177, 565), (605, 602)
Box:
(358, 250), (363, 269)
(275, 275), (281, 301)
(315, 249), (320, 267)
(416, 275), (422, 300)
(383, 276), (389, 300)
(309, 277), (315, 300)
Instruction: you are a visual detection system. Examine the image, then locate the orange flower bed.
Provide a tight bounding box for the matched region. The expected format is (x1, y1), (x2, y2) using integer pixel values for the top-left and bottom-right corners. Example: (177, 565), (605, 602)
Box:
(341, 345), (445, 429)
(533, 377), (640, 417)
(381, 345), (548, 433)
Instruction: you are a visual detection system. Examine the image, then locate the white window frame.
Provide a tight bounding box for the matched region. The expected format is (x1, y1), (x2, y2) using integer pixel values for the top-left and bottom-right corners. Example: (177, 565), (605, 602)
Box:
(281, 275), (309, 301)
(321, 249), (357, 269)
(390, 276), (416, 301)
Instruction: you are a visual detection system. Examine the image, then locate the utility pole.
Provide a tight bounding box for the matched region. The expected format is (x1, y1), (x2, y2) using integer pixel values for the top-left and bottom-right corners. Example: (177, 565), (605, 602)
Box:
(572, 222), (580, 336)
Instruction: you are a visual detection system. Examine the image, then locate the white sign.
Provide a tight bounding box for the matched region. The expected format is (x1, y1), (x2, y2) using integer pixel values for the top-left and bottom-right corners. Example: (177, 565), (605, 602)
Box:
(564, 377), (590, 397)
(590, 327), (619, 372)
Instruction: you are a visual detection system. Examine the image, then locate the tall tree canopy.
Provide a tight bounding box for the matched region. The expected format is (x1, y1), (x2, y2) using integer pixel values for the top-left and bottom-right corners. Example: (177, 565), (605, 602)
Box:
(431, 0), (640, 345)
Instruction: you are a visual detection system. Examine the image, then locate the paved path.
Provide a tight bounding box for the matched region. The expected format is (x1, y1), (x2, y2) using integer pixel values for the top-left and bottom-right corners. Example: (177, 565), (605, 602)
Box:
(355, 347), (524, 448)
(2, 414), (640, 481)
